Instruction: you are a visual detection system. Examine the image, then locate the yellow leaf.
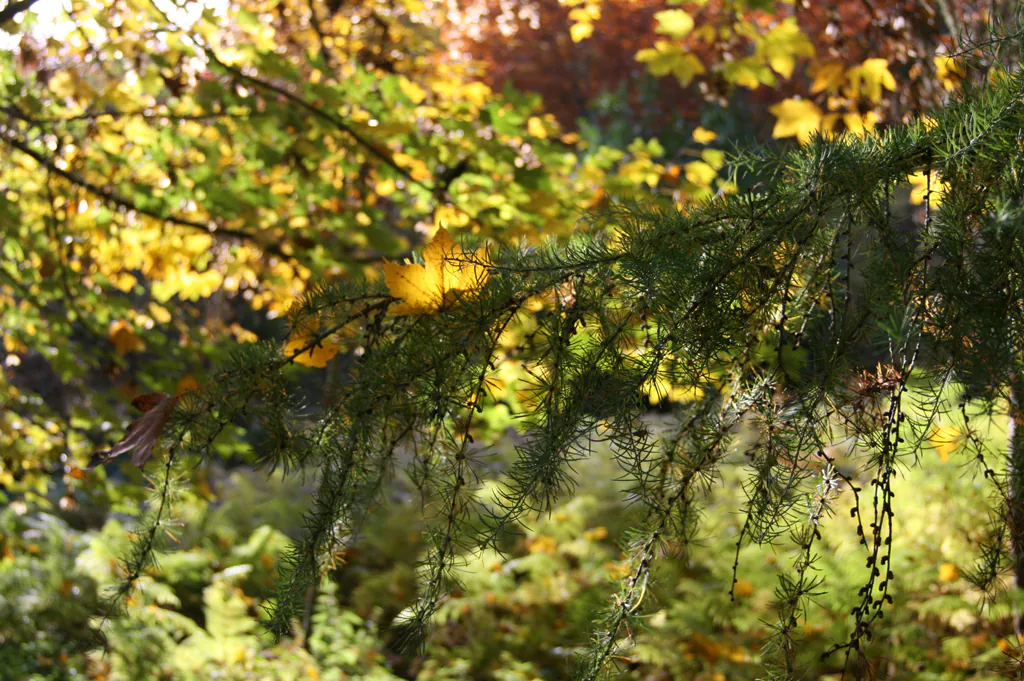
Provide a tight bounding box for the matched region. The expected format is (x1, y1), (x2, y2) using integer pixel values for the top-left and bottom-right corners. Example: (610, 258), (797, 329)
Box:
(928, 424), (961, 462)
(393, 153), (431, 182)
(769, 98), (823, 144)
(908, 170), (948, 206)
(701, 148), (725, 169)
(637, 42), (706, 86)
(684, 160), (717, 187)
(692, 126), (717, 144)
(398, 77), (427, 104)
(938, 562), (960, 582)
(434, 205), (470, 230)
(644, 376), (704, 405)
(654, 9), (694, 39)
(527, 116), (548, 139)
(721, 58), (775, 89)
(758, 18), (815, 79)
(848, 58), (897, 104)
(810, 61), (846, 94)
(842, 110), (879, 137)
(283, 330), (341, 368)
(568, 5), (600, 22)
(527, 534), (558, 555)
(820, 113), (841, 138)
(693, 24), (716, 42)
(97, 128), (127, 154)
(570, 22), (593, 42)
(148, 302), (172, 324)
(376, 177), (397, 197)
(384, 228), (488, 315)
(124, 119), (159, 146)
(48, 72), (77, 98)
(934, 55), (965, 91)
(460, 82), (491, 108)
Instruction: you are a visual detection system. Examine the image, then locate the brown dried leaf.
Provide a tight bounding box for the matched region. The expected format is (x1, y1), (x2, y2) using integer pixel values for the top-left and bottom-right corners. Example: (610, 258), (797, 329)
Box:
(89, 392), (178, 469)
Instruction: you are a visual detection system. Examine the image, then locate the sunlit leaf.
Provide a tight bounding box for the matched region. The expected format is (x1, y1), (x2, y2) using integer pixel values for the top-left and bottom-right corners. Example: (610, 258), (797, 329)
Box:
(848, 58), (897, 104)
(384, 228), (489, 315)
(758, 18), (815, 79)
(692, 127), (717, 144)
(810, 61), (846, 94)
(769, 98), (823, 143)
(928, 424), (961, 462)
(653, 9), (694, 39)
(636, 42), (705, 86)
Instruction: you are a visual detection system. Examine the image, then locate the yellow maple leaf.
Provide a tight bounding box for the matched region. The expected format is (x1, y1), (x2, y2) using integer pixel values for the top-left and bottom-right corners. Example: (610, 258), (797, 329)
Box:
(284, 332), (341, 368)
(928, 424), (961, 462)
(842, 110), (879, 138)
(847, 58), (897, 104)
(384, 228), (489, 315)
(934, 55), (965, 91)
(769, 98), (823, 144)
(758, 18), (815, 80)
(434, 204), (470, 229)
(721, 58), (776, 90)
(284, 317), (341, 368)
(810, 61), (847, 94)
(636, 42), (706, 86)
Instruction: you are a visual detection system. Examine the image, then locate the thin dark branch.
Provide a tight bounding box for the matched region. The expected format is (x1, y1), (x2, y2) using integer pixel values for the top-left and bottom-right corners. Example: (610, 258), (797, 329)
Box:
(0, 127), (295, 261)
(0, 0), (42, 27)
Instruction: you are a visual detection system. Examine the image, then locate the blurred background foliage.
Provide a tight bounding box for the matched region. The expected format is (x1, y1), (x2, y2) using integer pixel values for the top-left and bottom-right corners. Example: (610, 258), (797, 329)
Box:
(4, 405), (1021, 680)
(0, 0), (1018, 678)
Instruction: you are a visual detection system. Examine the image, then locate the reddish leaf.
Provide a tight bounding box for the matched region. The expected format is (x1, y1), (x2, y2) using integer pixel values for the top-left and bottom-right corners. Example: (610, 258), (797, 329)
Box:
(131, 392), (168, 412)
(89, 392), (178, 469)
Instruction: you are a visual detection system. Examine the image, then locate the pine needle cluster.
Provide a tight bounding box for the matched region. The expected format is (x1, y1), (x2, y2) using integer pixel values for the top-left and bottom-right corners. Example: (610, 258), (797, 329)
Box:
(112, 20), (1024, 680)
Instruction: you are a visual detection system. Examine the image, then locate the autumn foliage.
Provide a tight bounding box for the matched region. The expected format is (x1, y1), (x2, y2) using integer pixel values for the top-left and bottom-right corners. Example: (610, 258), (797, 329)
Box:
(3, 1), (1024, 680)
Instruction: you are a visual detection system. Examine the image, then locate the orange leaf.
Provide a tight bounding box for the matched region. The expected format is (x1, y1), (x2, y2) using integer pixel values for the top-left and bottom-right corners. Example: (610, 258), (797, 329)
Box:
(733, 578), (755, 598)
(109, 320), (144, 356)
(175, 375), (200, 395)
